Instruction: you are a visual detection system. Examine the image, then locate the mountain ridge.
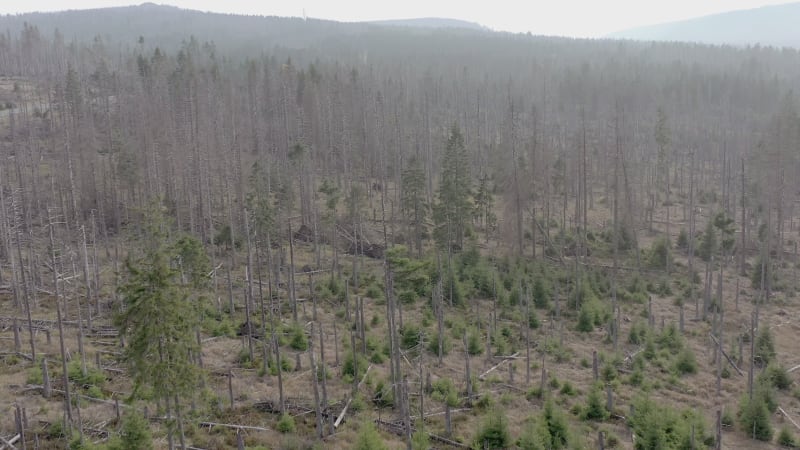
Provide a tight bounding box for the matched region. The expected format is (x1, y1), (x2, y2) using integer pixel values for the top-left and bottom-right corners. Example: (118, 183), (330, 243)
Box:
(366, 17), (487, 31)
(0, 3), (492, 55)
(608, 2), (800, 48)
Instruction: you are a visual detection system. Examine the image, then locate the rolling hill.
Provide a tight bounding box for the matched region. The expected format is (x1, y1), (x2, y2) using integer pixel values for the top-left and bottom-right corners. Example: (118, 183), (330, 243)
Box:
(366, 17), (487, 31)
(608, 2), (800, 47)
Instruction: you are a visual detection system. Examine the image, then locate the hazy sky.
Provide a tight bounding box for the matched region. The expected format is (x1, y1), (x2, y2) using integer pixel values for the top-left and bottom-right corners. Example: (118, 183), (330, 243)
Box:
(0, 0), (794, 37)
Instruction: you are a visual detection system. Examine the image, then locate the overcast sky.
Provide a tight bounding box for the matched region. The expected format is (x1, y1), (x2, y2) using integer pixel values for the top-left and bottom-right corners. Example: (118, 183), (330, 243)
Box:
(0, 0), (794, 37)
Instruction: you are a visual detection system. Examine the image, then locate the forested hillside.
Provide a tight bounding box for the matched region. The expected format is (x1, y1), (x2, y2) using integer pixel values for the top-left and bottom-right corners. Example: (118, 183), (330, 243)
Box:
(1, 4), (800, 449)
(609, 2), (800, 48)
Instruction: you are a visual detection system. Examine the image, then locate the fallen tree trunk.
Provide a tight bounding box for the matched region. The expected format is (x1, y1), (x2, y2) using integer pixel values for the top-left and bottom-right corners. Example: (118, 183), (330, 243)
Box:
(375, 418), (470, 449)
(779, 407), (800, 432)
(0, 433), (20, 450)
(334, 364), (372, 428)
(479, 352), (519, 380)
(199, 422), (271, 433)
(410, 408), (471, 420)
(709, 333), (744, 377)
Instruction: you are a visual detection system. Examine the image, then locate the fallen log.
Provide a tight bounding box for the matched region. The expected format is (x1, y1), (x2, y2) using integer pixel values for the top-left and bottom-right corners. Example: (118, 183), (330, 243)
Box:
(375, 418), (470, 449)
(479, 352), (519, 380)
(334, 364), (372, 428)
(0, 433), (20, 450)
(199, 422), (271, 433)
(709, 334), (744, 377)
(623, 348), (643, 364)
(410, 408), (471, 420)
(779, 407), (800, 432)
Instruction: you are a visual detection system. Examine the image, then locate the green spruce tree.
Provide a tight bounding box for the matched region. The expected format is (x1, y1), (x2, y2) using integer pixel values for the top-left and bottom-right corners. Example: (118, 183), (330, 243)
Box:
(115, 202), (204, 449)
(434, 124), (471, 251)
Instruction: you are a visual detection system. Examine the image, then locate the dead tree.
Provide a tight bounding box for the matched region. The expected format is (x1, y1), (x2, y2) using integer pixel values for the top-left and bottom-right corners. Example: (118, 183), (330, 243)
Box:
(49, 211), (72, 425)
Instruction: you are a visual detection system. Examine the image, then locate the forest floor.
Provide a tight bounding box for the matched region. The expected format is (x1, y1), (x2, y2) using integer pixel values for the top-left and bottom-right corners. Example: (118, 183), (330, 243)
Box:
(1, 191), (800, 449)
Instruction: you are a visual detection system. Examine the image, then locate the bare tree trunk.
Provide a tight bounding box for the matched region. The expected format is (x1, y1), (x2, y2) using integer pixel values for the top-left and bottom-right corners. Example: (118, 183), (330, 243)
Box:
(71, 252), (87, 378)
(50, 213), (72, 425)
(740, 158), (747, 276)
(437, 280), (444, 366)
(689, 153), (697, 319)
(243, 209), (254, 363)
(255, 237), (269, 373)
(620, 151), (641, 271)
(401, 375), (412, 450)
(612, 114), (621, 350)
(510, 95), (523, 255)
(80, 225), (93, 330)
(174, 395), (186, 450)
(319, 325), (333, 435)
(310, 323), (323, 439)
(748, 312), (755, 400)
(165, 394), (175, 450)
(15, 196), (35, 360)
(525, 287), (531, 384)
(464, 330), (472, 401)
(350, 328), (358, 396)
(273, 334), (284, 414)
(288, 220), (298, 322)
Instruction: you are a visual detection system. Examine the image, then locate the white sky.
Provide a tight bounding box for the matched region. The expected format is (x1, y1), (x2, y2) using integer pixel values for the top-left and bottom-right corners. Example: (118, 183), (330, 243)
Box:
(0, 0), (794, 37)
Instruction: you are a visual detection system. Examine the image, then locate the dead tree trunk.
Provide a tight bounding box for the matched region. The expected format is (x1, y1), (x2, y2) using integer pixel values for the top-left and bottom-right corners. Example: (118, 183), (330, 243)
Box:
(288, 220), (298, 322)
(243, 209), (255, 363)
(310, 323), (323, 440)
(50, 213), (72, 424)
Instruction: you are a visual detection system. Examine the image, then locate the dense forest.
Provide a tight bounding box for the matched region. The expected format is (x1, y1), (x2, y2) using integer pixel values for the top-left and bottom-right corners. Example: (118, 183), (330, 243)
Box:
(1, 4), (800, 450)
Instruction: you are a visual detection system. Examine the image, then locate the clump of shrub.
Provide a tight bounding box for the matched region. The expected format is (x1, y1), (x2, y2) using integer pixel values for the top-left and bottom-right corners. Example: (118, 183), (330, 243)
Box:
(721, 409), (734, 427)
(364, 283), (384, 300)
(629, 395), (709, 448)
(276, 413), (296, 433)
(673, 348), (697, 375)
(107, 411), (152, 450)
(354, 420), (388, 450)
(427, 332), (451, 356)
(576, 298), (609, 333)
(657, 323), (684, 354)
(738, 388), (774, 442)
(762, 363), (792, 390)
(581, 384), (609, 421)
(518, 400), (575, 449)
(531, 278), (551, 309)
(373, 379), (394, 408)
(67, 360), (106, 387)
(647, 237), (672, 270)
(342, 351), (369, 380)
(751, 255), (777, 290)
(559, 380), (576, 396)
(628, 321), (648, 345)
(466, 328), (483, 355)
(778, 427), (799, 448)
(287, 323), (308, 351)
(474, 408), (511, 449)
(576, 304), (594, 332)
(754, 326), (776, 367)
(400, 324), (424, 350)
(737, 368), (780, 444)
(268, 355), (292, 375)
